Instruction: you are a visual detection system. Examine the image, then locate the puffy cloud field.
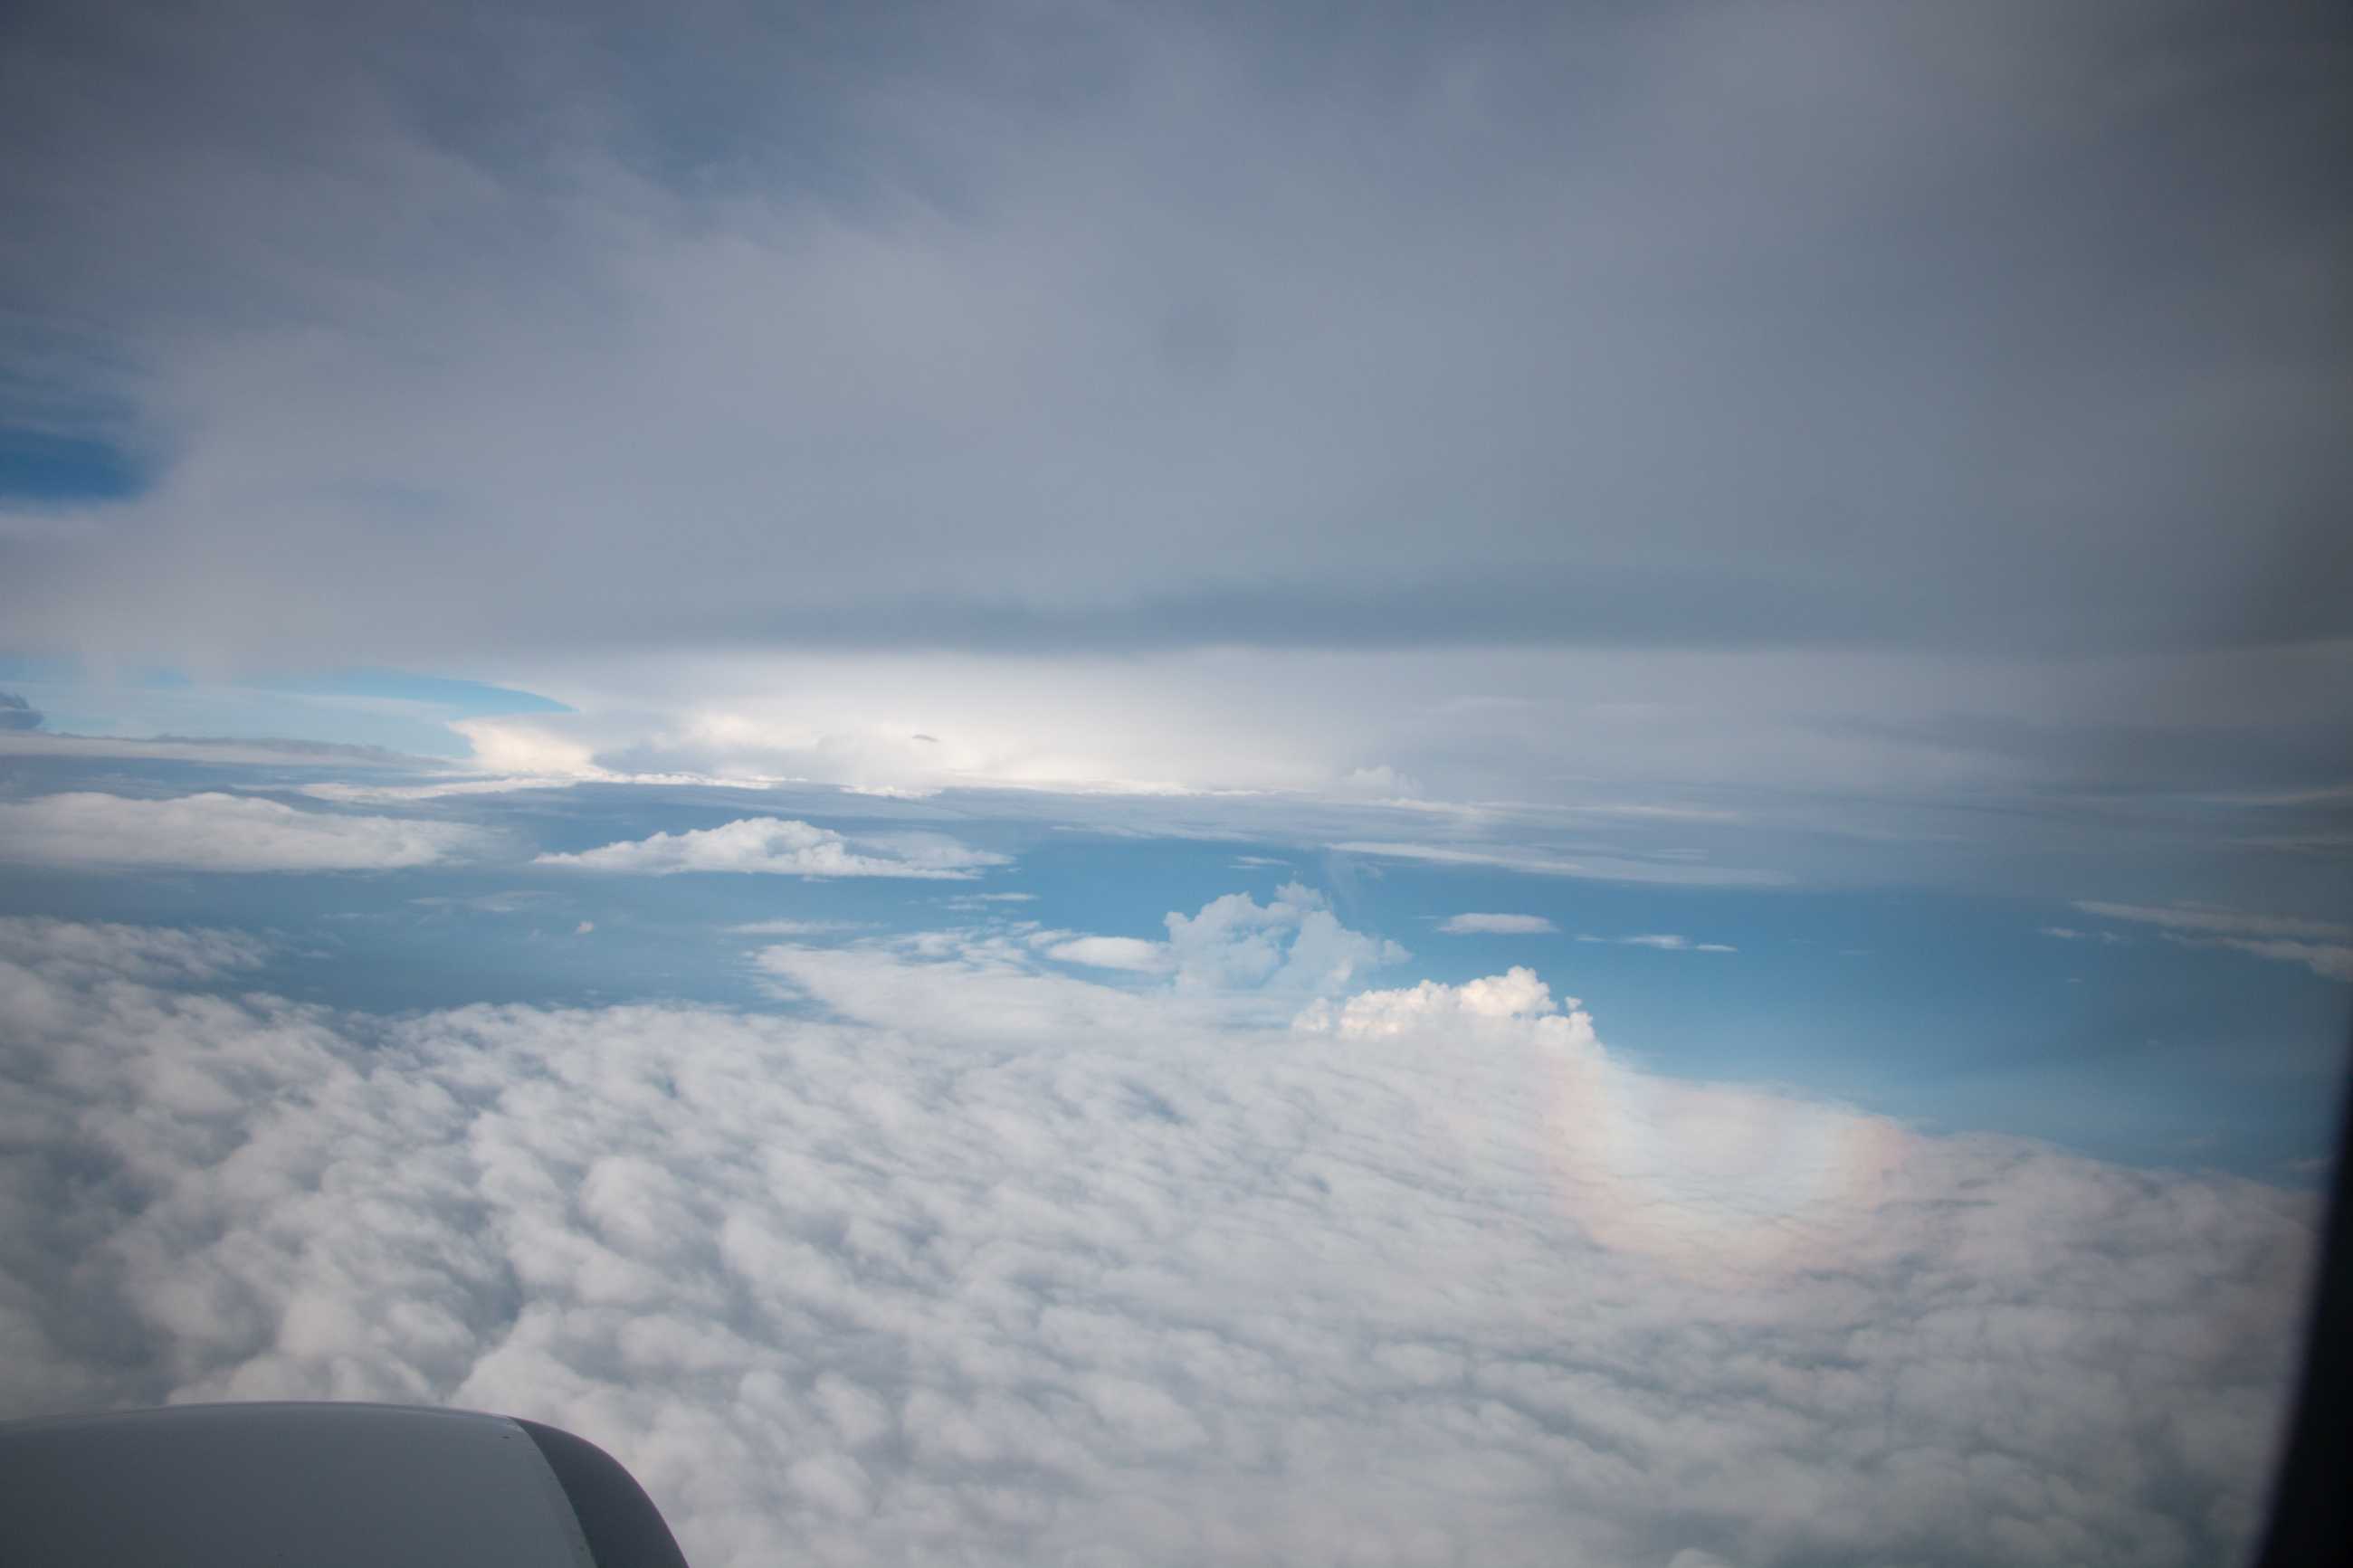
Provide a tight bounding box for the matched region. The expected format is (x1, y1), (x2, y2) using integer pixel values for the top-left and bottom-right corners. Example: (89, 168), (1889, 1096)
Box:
(0, 908), (2312, 1568)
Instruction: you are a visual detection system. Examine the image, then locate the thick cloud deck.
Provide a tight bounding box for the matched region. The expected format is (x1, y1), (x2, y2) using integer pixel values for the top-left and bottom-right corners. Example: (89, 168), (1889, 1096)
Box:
(0, 919), (2313, 1568)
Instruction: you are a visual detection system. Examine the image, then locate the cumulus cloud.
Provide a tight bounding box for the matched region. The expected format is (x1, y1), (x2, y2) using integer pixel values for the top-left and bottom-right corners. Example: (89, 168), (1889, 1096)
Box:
(1294, 966), (1596, 1051)
(0, 692), (42, 730)
(2076, 901), (2352, 980)
(1162, 883), (1408, 1002)
(536, 818), (1007, 880)
(0, 920), (2312, 1568)
(1437, 913), (1557, 936)
(0, 791), (487, 871)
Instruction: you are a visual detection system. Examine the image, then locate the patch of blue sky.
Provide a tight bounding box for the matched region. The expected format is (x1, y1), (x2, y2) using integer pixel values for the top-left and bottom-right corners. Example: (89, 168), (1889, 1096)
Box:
(0, 426), (143, 502)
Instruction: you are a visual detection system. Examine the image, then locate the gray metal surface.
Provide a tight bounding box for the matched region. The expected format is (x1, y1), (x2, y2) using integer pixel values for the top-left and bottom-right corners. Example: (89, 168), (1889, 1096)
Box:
(0, 1402), (596, 1568)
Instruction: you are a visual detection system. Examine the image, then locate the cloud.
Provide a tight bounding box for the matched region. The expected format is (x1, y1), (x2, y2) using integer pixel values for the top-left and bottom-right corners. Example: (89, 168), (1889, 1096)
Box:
(0, 692), (42, 730)
(1438, 913), (1558, 936)
(1293, 966), (1596, 1050)
(0, 732), (420, 768)
(4, 1), (2345, 674)
(1162, 883), (1408, 1002)
(2040, 926), (2129, 945)
(0, 0), (2348, 904)
(1331, 841), (1789, 888)
(451, 718), (602, 778)
(1043, 936), (1172, 973)
(2076, 901), (2352, 980)
(727, 919), (874, 937)
(2075, 901), (2349, 943)
(836, 886), (1405, 1018)
(1570, 934), (1739, 955)
(536, 819), (1007, 880)
(0, 920), (2313, 1568)
(573, 921), (595, 936)
(0, 791), (487, 871)
(0, 915), (263, 984)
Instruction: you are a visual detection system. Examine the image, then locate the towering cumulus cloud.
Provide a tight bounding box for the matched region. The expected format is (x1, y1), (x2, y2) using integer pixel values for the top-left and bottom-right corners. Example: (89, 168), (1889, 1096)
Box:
(0, 915), (2311, 1568)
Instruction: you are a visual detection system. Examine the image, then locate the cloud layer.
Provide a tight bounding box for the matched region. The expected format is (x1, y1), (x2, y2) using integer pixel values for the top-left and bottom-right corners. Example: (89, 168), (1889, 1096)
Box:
(0, 914), (2314, 1568)
(3, 2), (2345, 668)
(0, 791), (486, 871)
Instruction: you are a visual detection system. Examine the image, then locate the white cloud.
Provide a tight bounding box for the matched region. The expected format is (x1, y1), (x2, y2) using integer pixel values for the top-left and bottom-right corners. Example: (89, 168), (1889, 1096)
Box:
(0, 791), (487, 871)
(1293, 966), (1596, 1051)
(727, 919), (874, 937)
(2077, 901), (2352, 980)
(451, 717), (602, 777)
(1567, 933), (1738, 955)
(1043, 936), (1173, 973)
(0, 916), (264, 984)
(0, 921), (2312, 1568)
(1437, 913), (1558, 936)
(573, 921), (595, 936)
(536, 818), (1007, 880)
(1623, 934), (1691, 951)
(1162, 883), (1408, 1002)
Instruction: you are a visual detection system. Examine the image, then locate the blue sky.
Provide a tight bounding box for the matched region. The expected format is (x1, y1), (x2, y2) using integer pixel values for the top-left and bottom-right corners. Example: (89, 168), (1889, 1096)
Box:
(1, 4), (2347, 1565)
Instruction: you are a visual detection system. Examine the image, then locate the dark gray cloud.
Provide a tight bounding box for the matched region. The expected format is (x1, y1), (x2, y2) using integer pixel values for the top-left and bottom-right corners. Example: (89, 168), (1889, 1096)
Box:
(0, 693), (39, 730)
(0, 0), (2345, 663)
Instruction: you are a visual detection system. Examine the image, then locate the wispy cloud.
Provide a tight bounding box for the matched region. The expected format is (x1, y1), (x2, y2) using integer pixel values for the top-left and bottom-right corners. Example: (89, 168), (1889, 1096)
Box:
(1043, 935), (1172, 973)
(1438, 913), (1558, 936)
(2075, 901), (2351, 980)
(537, 819), (1007, 880)
(1574, 933), (1738, 954)
(1331, 841), (1786, 888)
(0, 791), (487, 871)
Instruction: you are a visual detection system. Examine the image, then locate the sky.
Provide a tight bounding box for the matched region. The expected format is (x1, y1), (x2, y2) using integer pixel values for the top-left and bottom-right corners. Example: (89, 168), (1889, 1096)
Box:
(1, 3), (2348, 1566)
